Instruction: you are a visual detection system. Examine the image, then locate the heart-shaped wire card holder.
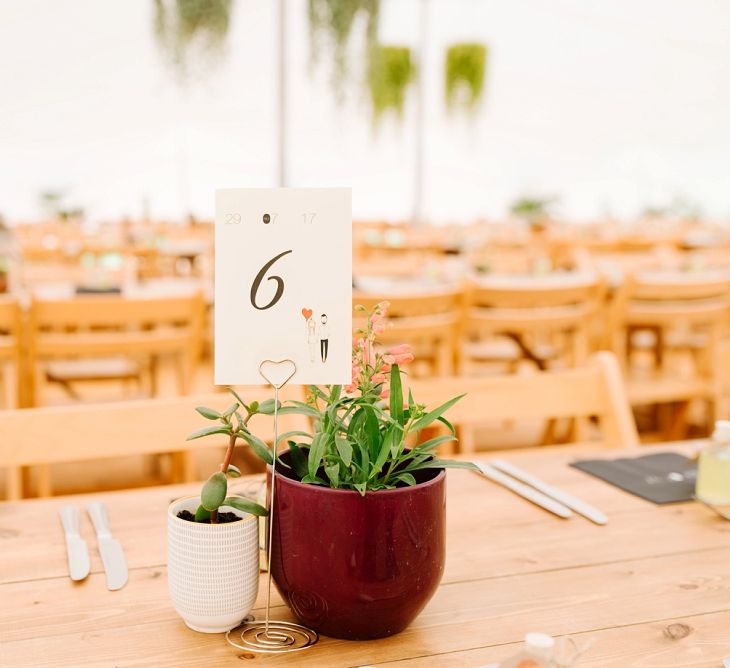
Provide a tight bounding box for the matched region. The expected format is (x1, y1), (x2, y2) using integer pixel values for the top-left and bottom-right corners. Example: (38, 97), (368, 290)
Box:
(225, 359), (319, 653)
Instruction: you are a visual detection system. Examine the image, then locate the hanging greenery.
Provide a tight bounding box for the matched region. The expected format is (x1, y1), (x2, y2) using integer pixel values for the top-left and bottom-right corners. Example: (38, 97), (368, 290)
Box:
(307, 0), (379, 98)
(367, 45), (415, 123)
(153, 0), (233, 81)
(445, 43), (487, 112)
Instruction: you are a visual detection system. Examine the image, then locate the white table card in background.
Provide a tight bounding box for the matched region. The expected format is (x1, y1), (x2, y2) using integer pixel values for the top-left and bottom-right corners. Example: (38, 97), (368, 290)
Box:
(215, 188), (352, 385)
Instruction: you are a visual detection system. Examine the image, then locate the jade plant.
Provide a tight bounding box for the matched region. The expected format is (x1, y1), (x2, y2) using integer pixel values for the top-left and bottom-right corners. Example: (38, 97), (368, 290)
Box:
(185, 389), (276, 523)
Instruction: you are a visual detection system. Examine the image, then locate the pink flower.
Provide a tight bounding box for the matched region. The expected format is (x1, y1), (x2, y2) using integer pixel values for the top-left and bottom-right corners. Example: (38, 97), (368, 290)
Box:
(376, 300), (390, 314)
(344, 383), (358, 394)
(371, 373), (386, 383)
(383, 343), (414, 366)
(372, 320), (386, 334)
(380, 386), (390, 399)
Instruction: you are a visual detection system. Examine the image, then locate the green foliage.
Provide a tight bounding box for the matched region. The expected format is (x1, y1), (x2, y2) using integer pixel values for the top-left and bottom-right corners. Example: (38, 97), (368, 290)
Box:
(223, 496), (268, 517)
(37, 189), (84, 221)
(367, 45), (415, 124)
(153, 0), (233, 82)
(278, 364), (476, 495)
(201, 472), (227, 511)
(307, 0), (380, 98)
(187, 305), (474, 507)
(510, 196), (557, 222)
(445, 43), (488, 112)
(194, 505), (211, 522)
(187, 387), (271, 522)
(265, 303), (478, 495)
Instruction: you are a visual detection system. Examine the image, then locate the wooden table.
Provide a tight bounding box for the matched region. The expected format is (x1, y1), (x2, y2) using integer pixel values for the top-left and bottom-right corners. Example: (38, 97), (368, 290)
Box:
(2, 444), (729, 667)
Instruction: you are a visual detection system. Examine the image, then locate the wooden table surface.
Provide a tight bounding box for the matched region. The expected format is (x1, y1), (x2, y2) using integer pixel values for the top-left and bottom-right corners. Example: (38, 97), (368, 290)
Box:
(2, 443), (729, 668)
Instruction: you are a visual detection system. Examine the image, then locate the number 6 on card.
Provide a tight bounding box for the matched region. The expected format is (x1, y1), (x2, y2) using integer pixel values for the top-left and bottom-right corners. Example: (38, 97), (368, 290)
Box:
(214, 188), (352, 386)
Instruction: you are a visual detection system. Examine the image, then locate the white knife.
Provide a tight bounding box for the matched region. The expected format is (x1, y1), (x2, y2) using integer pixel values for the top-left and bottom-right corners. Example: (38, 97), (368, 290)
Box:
(59, 506), (90, 581)
(490, 458), (608, 525)
(86, 502), (128, 590)
(475, 461), (573, 519)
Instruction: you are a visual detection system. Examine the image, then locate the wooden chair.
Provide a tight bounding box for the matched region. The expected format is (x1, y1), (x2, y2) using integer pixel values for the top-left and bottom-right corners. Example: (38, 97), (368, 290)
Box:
(27, 291), (205, 406)
(609, 272), (730, 437)
(460, 274), (605, 374)
(0, 297), (21, 408)
(353, 287), (464, 376)
(0, 388), (308, 499)
(406, 351), (639, 453)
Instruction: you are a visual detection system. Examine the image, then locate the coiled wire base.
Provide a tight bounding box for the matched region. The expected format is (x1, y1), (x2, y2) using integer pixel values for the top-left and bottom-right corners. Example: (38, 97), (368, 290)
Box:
(225, 360), (318, 654)
(225, 619), (318, 653)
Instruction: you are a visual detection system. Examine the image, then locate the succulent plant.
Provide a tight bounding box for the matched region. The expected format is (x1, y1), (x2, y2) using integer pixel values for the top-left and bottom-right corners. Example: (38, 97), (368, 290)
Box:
(186, 388), (275, 523)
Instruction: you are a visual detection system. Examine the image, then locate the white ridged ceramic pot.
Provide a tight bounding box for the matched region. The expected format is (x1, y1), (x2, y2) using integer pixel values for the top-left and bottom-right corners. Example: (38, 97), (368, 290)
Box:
(168, 496), (259, 633)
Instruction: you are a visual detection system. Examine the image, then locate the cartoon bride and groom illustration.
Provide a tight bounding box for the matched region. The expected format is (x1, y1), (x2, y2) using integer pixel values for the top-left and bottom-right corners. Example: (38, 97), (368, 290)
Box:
(302, 308), (329, 363)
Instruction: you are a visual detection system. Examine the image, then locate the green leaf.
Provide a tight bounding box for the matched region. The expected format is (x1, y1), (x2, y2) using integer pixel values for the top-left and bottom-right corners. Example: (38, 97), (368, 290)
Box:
(228, 388), (249, 412)
(301, 473), (327, 485)
(277, 404), (320, 418)
(276, 430), (313, 445)
(437, 415), (456, 435)
(195, 406), (221, 420)
(370, 425), (396, 479)
(186, 425), (231, 441)
(410, 394), (465, 432)
(408, 387), (415, 411)
(226, 464), (242, 478)
(223, 496), (268, 517)
(308, 433), (326, 479)
(410, 458), (481, 473)
(237, 430), (273, 465)
(414, 434), (457, 452)
(194, 505), (211, 522)
(325, 462), (339, 487)
(363, 407), (381, 463)
(248, 400), (259, 413)
(201, 472), (227, 511)
(354, 481), (367, 496)
(334, 436), (353, 467)
(258, 399), (280, 415)
(389, 363), (404, 426)
(221, 403), (239, 419)
(393, 472), (416, 486)
(287, 442), (309, 479)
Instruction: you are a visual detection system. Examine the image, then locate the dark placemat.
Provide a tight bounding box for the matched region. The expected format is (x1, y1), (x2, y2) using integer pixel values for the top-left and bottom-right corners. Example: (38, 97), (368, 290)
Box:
(571, 452), (697, 504)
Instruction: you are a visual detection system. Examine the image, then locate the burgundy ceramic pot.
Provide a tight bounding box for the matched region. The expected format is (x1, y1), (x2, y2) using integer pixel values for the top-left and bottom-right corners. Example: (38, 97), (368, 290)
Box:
(267, 452), (446, 640)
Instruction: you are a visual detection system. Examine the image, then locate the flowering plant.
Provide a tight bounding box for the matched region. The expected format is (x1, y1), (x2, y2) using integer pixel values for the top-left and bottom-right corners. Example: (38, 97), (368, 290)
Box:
(281, 301), (478, 493)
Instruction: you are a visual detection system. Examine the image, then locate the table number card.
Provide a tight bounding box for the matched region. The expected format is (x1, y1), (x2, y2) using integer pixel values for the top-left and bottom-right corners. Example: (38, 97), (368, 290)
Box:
(215, 188), (352, 385)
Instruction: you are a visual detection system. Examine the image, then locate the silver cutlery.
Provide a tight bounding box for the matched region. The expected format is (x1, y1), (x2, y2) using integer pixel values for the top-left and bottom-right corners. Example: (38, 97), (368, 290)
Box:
(86, 502), (128, 590)
(475, 461), (573, 519)
(490, 459), (608, 525)
(59, 506), (90, 581)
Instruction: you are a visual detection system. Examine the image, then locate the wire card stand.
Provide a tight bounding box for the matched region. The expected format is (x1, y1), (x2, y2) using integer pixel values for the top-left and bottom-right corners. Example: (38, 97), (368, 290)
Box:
(225, 359), (319, 653)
